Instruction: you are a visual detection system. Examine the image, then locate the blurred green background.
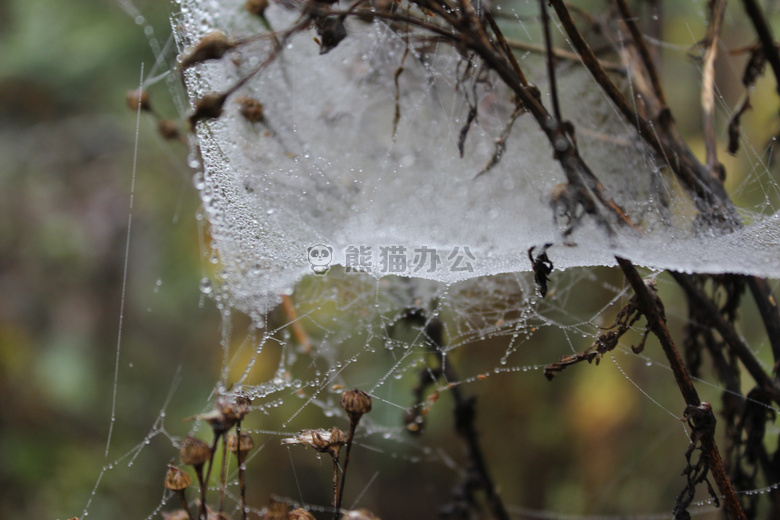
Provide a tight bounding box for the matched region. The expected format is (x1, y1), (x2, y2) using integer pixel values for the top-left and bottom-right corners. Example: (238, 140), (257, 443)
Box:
(0, 0), (224, 518)
(1, 1), (779, 519)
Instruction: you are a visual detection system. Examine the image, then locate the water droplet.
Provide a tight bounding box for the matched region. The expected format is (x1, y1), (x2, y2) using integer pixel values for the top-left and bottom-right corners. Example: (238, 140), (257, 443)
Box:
(199, 278), (213, 294)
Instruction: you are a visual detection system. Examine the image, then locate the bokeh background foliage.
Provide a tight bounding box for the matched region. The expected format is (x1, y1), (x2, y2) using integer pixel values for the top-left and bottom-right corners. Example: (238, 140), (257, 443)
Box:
(0, 0), (779, 519)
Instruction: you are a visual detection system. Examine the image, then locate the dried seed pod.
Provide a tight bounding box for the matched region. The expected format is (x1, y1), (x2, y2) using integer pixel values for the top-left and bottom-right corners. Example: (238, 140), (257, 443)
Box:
(158, 119), (181, 141)
(164, 464), (192, 490)
(126, 89), (151, 112)
(244, 0), (269, 17)
(227, 430), (255, 454)
(287, 509), (316, 520)
(180, 31), (236, 70)
(341, 388), (372, 421)
(189, 92), (227, 128)
(180, 435), (211, 467)
(162, 511), (191, 520)
(237, 96), (265, 123)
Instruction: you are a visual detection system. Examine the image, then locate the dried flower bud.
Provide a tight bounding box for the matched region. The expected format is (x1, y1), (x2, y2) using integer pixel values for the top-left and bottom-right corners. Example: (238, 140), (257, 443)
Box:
(180, 31), (236, 70)
(164, 464), (192, 490)
(158, 119), (181, 141)
(227, 430), (255, 454)
(287, 509), (316, 520)
(237, 96), (265, 123)
(189, 92), (227, 128)
(126, 89), (151, 112)
(180, 435), (211, 467)
(245, 0), (269, 17)
(341, 388), (372, 421)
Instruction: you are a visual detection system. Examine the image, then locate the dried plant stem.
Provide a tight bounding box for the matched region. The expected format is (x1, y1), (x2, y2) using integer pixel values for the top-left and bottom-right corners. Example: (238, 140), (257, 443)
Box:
(219, 432), (228, 514)
(672, 272), (780, 403)
(330, 454), (340, 510)
(177, 490), (196, 520)
(540, 0), (561, 122)
(236, 422), (248, 520)
(334, 421), (358, 520)
(614, 0), (667, 106)
(503, 38), (625, 73)
(200, 434), (223, 520)
(616, 257), (745, 520)
(700, 0), (727, 179)
(747, 276), (780, 369)
(195, 465), (207, 520)
(281, 294), (312, 354)
(741, 0), (780, 92)
(420, 313), (510, 520)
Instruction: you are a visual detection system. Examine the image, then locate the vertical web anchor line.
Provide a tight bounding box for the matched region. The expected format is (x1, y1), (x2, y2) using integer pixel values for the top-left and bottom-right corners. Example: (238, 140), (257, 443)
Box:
(105, 63), (144, 458)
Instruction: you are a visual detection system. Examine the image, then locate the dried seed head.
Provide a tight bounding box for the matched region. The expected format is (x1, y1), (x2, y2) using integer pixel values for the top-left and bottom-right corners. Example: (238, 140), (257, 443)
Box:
(263, 498), (290, 520)
(244, 0), (269, 17)
(180, 31), (236, 70)
(281, 427), (346, 457)
(287, 509), (316, 520)
(189, 92), (227, 128)
(227, 430), (255, 454)
(162, 511), (191, 520)
(158, 119), (181, 141)
(341, 388), (372, 421)
(164, 464), (192, 490)
(180, 435), (211, 467)
(220, 393), (252, 423)
(237, 96), (265, 123)
(340, 509), (381, 520)
(126, 89), (151, 112)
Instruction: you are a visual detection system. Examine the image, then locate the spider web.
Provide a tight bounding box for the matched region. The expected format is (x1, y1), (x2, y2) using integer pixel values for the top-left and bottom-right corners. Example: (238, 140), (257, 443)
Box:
(78, 0), (780, 519)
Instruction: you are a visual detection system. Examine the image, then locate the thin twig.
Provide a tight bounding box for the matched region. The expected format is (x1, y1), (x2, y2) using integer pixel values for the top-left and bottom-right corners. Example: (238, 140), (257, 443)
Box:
(614, 0), (667, 106)
(540, 0), (562, 121)
(616, 258), (745, 520)
(741, 0), (780, 93)
(504, 38), (625, 73)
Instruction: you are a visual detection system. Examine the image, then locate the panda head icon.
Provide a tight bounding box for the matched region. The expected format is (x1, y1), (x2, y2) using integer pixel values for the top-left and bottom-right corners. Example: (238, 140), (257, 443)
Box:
(307, 244), (333, 275)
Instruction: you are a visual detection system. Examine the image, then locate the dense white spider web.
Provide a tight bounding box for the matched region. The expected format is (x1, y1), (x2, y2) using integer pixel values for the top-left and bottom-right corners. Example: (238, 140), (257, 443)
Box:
(83, 0), (780, 519)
